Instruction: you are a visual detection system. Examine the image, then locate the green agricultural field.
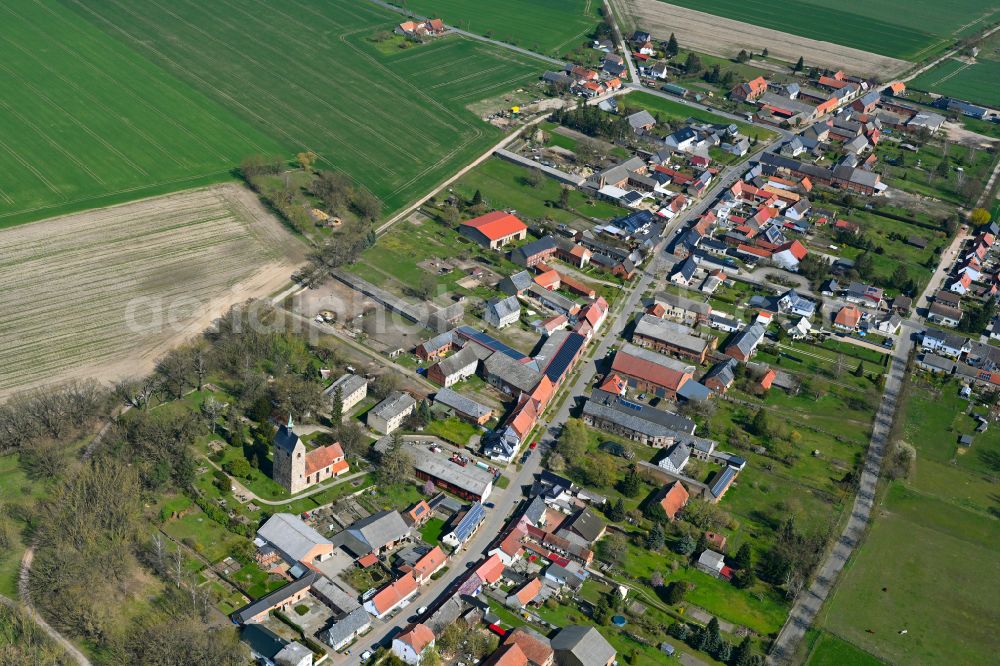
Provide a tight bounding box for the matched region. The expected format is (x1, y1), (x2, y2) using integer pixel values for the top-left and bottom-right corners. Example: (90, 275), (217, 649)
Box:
(910, 58), (1000, 107)
(656, 0), (999, 60)
(0, 0), (543, 226)
(399, 0), (602, 56)
(820, 485), (1000, 665)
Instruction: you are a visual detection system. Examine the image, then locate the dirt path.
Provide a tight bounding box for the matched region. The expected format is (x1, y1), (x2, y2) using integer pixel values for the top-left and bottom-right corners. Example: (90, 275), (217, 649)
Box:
(2, 547), (92, 665)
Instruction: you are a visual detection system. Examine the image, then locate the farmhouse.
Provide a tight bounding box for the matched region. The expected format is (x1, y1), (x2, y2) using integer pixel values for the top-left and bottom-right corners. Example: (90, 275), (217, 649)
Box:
(272, 417), (349, 494)
(583, 389), (697, 448)
(256, 513), (334, 568)
(730, 76), (768, 102)
(551, 626), (616, 666)
(650, 291), (712, 325)
(460, 211), (528, 249)
(656, 481), (689, 520)
(511, 237), (558, 267)
(395, 18), (445, 37)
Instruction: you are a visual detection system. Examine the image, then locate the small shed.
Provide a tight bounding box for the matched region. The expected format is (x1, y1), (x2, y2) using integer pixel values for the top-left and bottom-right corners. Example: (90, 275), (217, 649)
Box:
(959, 434), (974, 447)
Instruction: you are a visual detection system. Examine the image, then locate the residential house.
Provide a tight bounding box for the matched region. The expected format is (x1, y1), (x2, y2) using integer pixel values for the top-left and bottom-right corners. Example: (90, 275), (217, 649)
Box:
(724, 323), (766, 361)
(325, 373), (368, 417)
(368, 391), (417, 434)
(485, 296), (522, 329)
(927, 302), (963, 328)
(363, 572), (419, 619)
(696, 549), (726, 577)
(392, 623), (435, 665)
(583, 389), (700, 448)
(875, 313), (902, 335)
(511, 237), (558, 267)
(777, 289), (816, 318)
(651, 291), (712, 325)
(669, 256), (698, 286)
(730, 76), (768, 102)
(256, 513), (334, 569)
(834, 305), (862, 331)
(321, 607), (372, 651)
(506, 577), (543, 609)
(921, 329), (970, 358)
(658, 442), (691, 473)
(503, 628), (554, 666)
(499, 270), (535, 296)
(610, 344), (694, 399)
(443, 502), (487, 548)
(428, 346), (480, 387)
(702, 358), (737, 393)
(626, 110), (657, 133)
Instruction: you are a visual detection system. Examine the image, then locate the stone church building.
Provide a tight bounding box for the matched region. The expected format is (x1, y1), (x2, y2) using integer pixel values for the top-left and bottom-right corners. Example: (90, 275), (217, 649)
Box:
(272, 416), (350, 494)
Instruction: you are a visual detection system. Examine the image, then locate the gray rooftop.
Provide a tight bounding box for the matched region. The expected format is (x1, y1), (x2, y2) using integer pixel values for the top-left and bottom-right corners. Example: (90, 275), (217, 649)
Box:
(311, 576), (360, 615)
(487, 295), (521, 320)
(321, 606), (372, 648)
(626, 110), (657, 130)
(371, 391), (417, 422)
(586, 389), (697, 439)
(232, 571), (318, 624)
(434, 387), (492, 420)
(411, 447), (494, 497)
(258, 513), (332, 563)
(727, 322), (766, 357)
(345, 510), (410, 554)
(433, 345), (481, 378)
(325, 373), (367, 397)
(483, 350), (543, 393)
(551, 625), (616, 666)
(634, 314), (709, 354)
(654, 291), (712, 315)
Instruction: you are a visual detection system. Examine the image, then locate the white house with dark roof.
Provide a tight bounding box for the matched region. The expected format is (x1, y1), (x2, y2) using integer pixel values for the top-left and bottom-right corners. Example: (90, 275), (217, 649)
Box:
(484, 296), (521, 329)
(324, 373), (368, 417)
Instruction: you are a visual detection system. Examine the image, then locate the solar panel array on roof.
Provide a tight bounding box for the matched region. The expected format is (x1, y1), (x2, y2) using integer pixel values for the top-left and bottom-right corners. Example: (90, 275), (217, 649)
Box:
(619, 399), (642, 412)
(456, 326), (526, 361)
(452, 502), (486, 544)
(543, 333), (586, 382)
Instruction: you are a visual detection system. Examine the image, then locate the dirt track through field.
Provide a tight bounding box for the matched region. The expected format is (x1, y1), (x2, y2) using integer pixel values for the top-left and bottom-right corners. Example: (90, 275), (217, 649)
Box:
(0, 184), (306, 398)
(623, 0), (910, 78)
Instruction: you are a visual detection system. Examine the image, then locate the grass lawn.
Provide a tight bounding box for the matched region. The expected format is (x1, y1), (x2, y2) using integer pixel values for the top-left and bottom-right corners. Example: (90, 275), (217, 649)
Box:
(231, 564), (288, 599)
(399, 0), (601, 56)
(420, 518), (447, 544)
(820, 484), (1000, 665)
(655, 0), (998, 60)
(621, 91), (777, 141)
(450, 157), (629, 224)
(425, 417), (480, 446)
(16, 0), (545, 226)
(805, 631), (885, 666)
(161, 506), (246, 564)
(0, 453), (62, 597)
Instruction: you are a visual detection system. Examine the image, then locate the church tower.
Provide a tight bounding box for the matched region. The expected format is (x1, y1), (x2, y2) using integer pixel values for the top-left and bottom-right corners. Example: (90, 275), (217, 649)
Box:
(272, 415), (306, 493)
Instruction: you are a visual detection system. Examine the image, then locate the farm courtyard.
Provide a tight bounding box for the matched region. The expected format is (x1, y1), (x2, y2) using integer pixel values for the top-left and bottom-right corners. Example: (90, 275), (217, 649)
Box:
(0, 184), (306, 397)
(0, 0), (544, 226)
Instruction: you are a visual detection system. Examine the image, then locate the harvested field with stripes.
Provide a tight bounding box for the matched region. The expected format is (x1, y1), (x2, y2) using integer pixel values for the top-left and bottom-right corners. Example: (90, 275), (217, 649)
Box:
(0, 185), (306, 397)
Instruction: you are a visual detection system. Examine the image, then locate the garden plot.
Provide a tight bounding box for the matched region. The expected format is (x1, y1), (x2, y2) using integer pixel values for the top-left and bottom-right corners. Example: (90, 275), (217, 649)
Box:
(0, 184), (305, 397)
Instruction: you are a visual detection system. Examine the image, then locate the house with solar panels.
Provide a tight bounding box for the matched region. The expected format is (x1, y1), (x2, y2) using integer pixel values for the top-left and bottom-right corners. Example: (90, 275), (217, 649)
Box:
(443, 502), (487, 548)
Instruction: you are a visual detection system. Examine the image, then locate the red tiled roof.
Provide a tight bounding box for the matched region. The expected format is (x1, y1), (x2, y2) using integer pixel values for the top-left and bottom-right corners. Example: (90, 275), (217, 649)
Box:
(835, 306), (861, 328)
(305, 442), (345, 477)
(777, 240), (808, 260)
(358, 553), (378, 568)
(599, 373), (627, 395)
(504, 628), (553, 666)
(413, 546), (446, 580)
(398, 623), (435, 654)
(611, 350), (690, 391)
(497, 528), (525, 558)
(509, 398), (539, 440)
(659, 481), (689, 520)
(534, 269), (561, 290)
(462, 211), (527, 241)
(529, 375), (555, 408)
(758, 369), (776, 390)
(818, 75), (849, 89)
(512, 577), (543, 606)
(476, 554), (505, 584)
(737, 244), (771, 258)
(484, 643), (529, 666)
(370, 572), (417, 614)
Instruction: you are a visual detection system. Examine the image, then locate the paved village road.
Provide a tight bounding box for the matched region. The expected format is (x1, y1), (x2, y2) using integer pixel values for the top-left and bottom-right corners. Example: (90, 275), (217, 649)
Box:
(915, 228), (970, 312)
(768, 326), (914, 663)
